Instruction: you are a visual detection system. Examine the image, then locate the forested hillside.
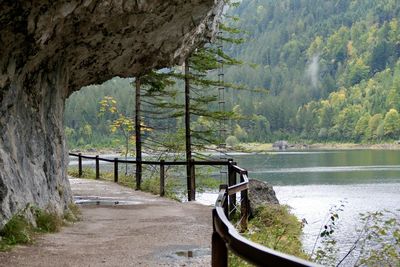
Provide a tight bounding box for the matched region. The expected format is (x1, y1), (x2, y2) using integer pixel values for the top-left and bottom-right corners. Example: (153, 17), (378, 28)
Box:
(65, 0), (400, 148)
(65, 78), (134, 147)
(225, 0), (400, 142)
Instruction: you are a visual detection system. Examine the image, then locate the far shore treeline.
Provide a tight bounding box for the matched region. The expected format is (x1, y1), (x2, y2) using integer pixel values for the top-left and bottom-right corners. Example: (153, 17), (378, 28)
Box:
(65, 0), (400, 149)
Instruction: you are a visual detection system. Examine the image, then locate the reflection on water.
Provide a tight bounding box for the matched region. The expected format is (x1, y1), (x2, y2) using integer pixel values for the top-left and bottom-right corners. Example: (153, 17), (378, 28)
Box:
(234, 150), (400, 264)
(254, 165), (400, 173)
(275, 184), (400, 260)
(235, 149), (400, 185)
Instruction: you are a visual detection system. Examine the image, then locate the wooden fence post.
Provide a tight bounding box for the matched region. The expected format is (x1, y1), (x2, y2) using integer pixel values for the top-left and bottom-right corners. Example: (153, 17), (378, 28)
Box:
(189, 159), (196, 201)
(114, 158), (118, 183)
(135, 77), (142, 191)
(219, 184), (228, 218)
(228, 160), (237, 219)
(136, 160), (141, 190)
(212, 209), (228, 267)
(240, 171), (249, 231)
(78, 153), (82, 178)
(160, 160), (165, 197)
(95, 155), (99, 180)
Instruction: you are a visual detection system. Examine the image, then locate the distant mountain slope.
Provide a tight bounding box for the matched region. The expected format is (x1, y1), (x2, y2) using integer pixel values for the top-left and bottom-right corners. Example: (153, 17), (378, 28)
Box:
(225, 0), (400, 142)
(65, 0), (400, 145)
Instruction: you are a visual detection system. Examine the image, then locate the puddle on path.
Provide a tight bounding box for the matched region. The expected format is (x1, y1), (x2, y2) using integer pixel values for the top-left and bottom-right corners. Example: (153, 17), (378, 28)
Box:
(173, 248), (210, 258)
(154, 245), (211, 261)
(74, 196), (142, 206)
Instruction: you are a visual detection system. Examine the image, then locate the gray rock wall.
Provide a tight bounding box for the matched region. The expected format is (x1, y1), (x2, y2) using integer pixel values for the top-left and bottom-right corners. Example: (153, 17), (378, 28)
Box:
(0, 65), (71, 226)
(0, 0), (224, 227)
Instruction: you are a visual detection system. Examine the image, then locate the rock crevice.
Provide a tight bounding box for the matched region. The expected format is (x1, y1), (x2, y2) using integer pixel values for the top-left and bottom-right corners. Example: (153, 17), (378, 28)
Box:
(0, 0), (224, 226)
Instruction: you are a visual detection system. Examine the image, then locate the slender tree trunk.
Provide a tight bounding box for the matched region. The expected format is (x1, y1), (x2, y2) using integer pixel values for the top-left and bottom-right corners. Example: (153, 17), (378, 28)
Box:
(184, 59), (194, 201)
(135, 77), (142, 189)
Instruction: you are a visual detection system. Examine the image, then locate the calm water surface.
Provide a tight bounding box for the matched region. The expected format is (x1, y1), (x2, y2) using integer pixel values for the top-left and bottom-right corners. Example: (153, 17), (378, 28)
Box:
(70, 150), (400, 263)
(233, 150), (400, 263)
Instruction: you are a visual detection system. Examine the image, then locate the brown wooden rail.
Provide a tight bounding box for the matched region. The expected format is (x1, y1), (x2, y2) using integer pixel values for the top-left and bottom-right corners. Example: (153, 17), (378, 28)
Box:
(69, 152), (229, 200)
(212, 161), (320, 267)
(69, 153), (319, 266)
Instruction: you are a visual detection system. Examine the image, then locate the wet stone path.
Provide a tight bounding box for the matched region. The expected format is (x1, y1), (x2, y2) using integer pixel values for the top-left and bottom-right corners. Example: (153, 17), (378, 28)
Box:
(0, 178), (213, 267)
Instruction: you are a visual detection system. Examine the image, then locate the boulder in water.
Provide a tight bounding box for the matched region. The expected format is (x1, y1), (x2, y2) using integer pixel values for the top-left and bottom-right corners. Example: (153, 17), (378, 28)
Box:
(248, 179), (279, 216)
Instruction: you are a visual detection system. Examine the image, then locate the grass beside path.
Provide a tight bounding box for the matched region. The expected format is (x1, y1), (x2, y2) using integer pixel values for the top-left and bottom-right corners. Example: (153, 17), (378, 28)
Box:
(68, 165), (221, 202)
(229, 204), (309, 266)
(0, 178), (213, 266)
(0, 204), (81, 251)
(68, 167), (181, 200)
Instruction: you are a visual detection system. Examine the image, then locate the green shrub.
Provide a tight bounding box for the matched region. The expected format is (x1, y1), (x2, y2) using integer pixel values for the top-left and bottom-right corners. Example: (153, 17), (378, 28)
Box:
(70, 165), (184, 201)
(34, 210), (62, 233)
(67, 167), (80, 177)
(63, 204), (81, 223)
(68, 167), (96, 179)
(229, 204), (307, 266)
(248, 205), (307, 258)
(116, 174), (136, 188)
(356, 211), (400, 266)
(141, 176), (182, 201)
(314, 210), (400, 266)
(226, 135), (240, 147)
(0, 215), (33, 250)
(0, 205), (80, 251)
(196, 176), (220, 193)
(141, 177), (160, 195)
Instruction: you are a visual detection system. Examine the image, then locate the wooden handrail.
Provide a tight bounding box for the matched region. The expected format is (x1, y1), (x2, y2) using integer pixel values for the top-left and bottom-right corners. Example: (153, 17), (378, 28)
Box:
(69, 153), (229, 166)
(227, 181), (248, 195)
(69, 153), (319, 266)
(231, 164), (247, 174)
(68, 152), (230, 201)
(213, 204), (316, 266)
(212, 162), (320, 267)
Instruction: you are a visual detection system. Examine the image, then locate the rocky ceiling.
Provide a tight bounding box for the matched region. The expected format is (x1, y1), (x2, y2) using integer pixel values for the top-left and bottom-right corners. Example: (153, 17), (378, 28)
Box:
(0, 0), (224, 226)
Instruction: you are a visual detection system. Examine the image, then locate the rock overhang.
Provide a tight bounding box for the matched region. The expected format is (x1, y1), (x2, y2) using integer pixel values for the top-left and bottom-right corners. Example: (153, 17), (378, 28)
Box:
(1, 0), (224, 94)
(0, 0), (225, 226)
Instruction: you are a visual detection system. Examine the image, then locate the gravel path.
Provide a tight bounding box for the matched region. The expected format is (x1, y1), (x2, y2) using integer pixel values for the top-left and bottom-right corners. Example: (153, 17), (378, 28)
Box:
(0, 178), (213, 267)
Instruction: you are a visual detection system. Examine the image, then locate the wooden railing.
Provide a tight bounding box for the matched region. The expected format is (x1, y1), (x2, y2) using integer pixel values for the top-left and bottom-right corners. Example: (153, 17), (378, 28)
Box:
(212, 161), (319, 267)
(68, 152), (229, 200)
(69, 153), (318, 267)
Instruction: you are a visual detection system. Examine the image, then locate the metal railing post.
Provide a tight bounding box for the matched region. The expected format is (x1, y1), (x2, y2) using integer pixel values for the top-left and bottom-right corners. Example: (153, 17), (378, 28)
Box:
(95, 155), (99, 180)
(160, 160), (165, 197)
(114, 158), (118, 183)
(78, 153), (82, 178)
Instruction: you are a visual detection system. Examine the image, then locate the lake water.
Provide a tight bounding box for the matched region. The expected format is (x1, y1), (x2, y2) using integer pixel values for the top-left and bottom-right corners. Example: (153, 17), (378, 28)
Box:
(69, 150), (400, 264)
(230, 150), (400, 264)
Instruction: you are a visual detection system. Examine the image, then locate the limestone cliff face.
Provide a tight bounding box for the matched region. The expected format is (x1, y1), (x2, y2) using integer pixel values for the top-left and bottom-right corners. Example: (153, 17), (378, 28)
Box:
(0, 0), (224, 226)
